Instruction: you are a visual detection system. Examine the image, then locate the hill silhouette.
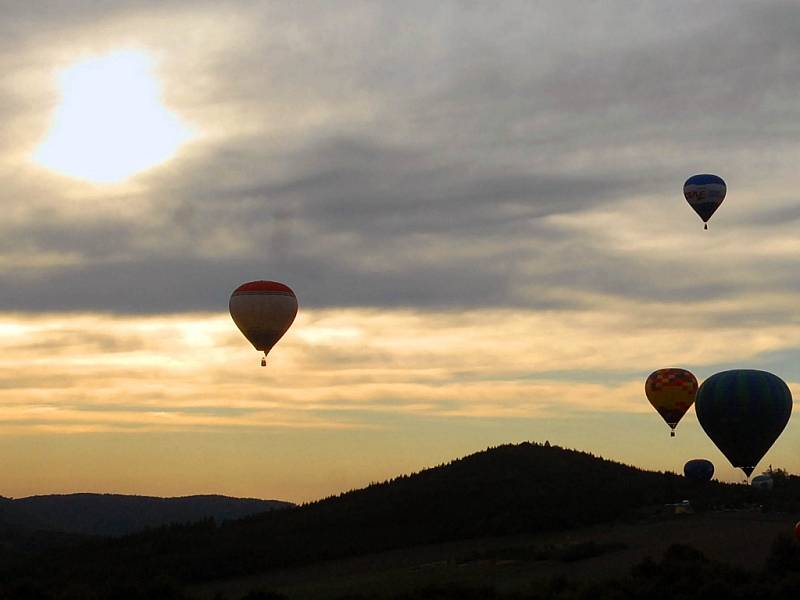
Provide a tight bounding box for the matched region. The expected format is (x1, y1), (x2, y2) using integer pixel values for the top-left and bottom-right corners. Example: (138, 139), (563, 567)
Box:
(3, 441), (777, 597)
(197, 442), (756, 576)
(0, 493), (292, 536)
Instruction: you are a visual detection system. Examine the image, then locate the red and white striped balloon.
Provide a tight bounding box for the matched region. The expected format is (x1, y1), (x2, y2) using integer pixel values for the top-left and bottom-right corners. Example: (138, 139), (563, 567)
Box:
(229, 281), (298, 366)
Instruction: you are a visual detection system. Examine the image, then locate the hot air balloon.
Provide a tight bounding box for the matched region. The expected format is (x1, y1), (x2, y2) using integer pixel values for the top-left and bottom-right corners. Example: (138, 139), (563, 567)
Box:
(229, 280), (298, 366)
(645, 368), (698, 437)
(751, 474), (774, 491)
(683, 459), (714, 483)
(695, 369), (792, 478)
(684, 174), (726, 230)
(795, 522), (800, 542)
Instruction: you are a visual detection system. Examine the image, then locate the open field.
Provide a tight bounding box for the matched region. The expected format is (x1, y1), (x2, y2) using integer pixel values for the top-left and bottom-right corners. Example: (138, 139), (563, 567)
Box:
(195, 510), (800, 599)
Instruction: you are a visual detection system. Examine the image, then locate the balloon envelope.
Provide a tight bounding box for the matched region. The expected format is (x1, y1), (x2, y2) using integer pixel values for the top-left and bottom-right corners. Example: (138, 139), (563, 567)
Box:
(684, 174), (726, 226)
(645, 368), (698, 434)
(229, 281), (298, 360)
(751, 474), (774, 491)
(695, 369), (792, 477)
(683, 459), (714, 483)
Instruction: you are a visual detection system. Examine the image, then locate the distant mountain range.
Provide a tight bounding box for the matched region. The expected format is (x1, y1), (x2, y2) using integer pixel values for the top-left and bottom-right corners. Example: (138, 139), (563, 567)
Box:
(0, 493), (293, 536)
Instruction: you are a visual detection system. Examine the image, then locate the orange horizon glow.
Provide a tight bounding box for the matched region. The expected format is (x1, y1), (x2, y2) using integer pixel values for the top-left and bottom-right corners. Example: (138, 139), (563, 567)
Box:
(1, 308), (799, 502)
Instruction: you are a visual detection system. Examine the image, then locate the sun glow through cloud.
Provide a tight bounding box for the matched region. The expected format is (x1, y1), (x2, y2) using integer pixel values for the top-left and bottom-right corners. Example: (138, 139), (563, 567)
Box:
(33, 50), (192, 183)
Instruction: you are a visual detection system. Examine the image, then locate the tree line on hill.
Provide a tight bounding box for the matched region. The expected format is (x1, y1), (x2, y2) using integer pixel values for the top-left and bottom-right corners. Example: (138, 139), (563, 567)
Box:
(2, 442), (800, 599)
(0, 494), (292, 537)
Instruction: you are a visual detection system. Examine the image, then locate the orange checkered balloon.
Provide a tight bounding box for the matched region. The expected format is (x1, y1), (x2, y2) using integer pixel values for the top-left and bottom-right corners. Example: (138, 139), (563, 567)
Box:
(645, 368), (698, 437)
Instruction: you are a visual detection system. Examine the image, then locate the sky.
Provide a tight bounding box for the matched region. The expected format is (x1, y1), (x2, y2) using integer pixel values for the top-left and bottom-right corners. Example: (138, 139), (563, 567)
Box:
(3, 1), (800, 503)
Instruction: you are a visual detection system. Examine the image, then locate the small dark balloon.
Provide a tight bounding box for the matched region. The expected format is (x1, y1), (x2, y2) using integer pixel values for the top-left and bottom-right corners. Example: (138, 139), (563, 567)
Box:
(684, 174), (726, 227)
(683, 459), (714, 483)
(751, 474), (773, 490)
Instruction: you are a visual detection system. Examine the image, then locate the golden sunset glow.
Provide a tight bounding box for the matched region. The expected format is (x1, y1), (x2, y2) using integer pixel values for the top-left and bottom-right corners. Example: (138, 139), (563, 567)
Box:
(33, 49), (191, 183)
(1, 305), (799, 499)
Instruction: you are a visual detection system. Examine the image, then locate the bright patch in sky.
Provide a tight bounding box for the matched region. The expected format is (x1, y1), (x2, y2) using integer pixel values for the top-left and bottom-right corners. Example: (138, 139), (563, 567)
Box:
(34, 50), (191, 183)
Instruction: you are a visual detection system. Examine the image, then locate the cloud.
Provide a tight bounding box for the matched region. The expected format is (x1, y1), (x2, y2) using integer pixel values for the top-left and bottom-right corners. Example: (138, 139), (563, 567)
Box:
(1, 1), (800, 320)
(2, 305), (800, 435)
(3, 3), (800, 401)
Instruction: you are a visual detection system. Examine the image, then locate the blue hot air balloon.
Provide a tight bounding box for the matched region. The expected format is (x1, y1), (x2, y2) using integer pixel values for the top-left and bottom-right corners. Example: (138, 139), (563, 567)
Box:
(683, 459), (714, 483)
(684, 174), (726, 230)
(695, 370), (792, 478)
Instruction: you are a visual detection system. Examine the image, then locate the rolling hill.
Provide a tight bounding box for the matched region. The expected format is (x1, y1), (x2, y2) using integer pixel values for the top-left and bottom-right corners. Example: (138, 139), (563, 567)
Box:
(0, 493), (293, 536)
(2, 442), (797, 599)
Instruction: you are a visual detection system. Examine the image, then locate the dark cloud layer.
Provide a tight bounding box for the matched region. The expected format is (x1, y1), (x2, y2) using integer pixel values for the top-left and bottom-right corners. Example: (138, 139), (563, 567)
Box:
(4, 1), (800, 313)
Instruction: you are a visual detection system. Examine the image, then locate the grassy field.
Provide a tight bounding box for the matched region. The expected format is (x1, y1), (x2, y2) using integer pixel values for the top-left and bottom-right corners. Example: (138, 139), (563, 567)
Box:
(193, 509), (799, 599)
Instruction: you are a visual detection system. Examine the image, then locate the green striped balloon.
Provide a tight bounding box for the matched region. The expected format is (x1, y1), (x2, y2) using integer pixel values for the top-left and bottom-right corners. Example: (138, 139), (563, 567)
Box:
(695, 369), (792, 477)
